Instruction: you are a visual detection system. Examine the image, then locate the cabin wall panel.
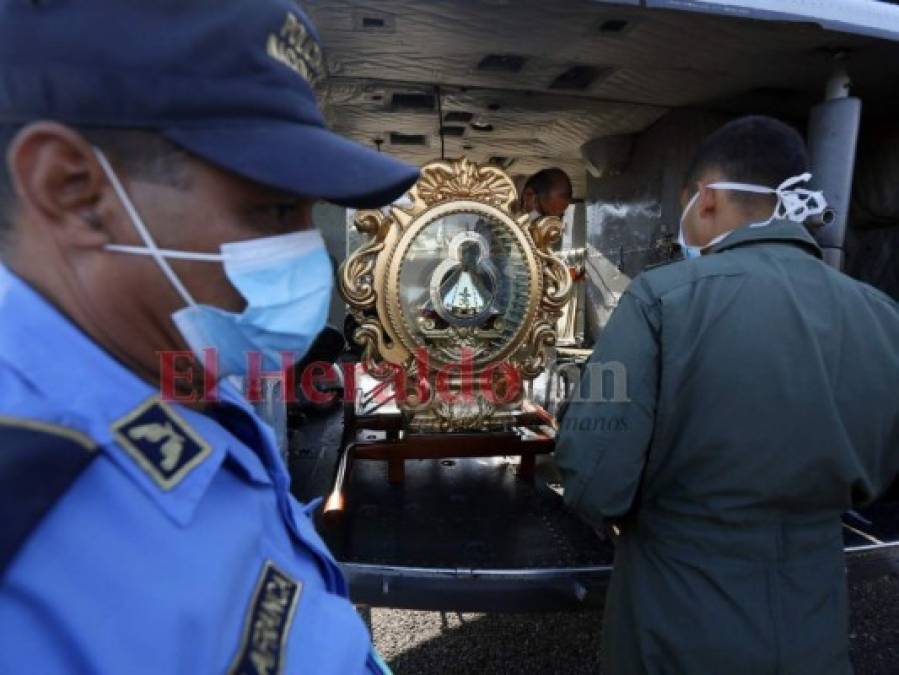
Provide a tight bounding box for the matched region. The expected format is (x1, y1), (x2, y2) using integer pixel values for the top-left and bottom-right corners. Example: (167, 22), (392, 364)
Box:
(583, 109), (731, 341)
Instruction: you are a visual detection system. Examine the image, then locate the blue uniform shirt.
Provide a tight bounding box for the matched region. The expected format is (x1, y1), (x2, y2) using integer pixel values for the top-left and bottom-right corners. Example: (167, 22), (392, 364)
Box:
(0, 265), (385, 674)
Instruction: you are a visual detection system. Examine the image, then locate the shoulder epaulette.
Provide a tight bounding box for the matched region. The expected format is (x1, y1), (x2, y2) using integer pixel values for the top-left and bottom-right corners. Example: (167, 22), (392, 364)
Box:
(0, 416), (97, 576)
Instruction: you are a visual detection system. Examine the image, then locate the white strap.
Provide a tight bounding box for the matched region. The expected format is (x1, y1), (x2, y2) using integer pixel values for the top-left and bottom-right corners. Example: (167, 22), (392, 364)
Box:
(94, 148), (197, 306)
(707, 172), (827, 227)
(105, 244), (225, 262)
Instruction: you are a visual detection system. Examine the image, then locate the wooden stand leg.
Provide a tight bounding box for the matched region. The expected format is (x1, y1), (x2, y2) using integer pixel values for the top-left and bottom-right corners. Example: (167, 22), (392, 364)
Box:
(518, 453), (536, 480)
(387, 457), (405, 484)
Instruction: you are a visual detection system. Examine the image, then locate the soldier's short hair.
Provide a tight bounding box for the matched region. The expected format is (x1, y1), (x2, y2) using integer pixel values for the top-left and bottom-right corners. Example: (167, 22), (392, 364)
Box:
(683, 115), (809, 205)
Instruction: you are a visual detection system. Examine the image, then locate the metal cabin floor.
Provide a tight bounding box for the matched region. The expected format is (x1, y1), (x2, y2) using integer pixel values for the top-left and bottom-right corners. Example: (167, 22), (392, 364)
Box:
(326, 455), (612, 568)
(288, 407), (613, 569)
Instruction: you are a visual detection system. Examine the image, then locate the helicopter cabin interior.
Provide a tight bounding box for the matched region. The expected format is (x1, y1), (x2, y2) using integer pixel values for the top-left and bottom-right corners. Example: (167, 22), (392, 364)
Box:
(306, 0), (899, 333)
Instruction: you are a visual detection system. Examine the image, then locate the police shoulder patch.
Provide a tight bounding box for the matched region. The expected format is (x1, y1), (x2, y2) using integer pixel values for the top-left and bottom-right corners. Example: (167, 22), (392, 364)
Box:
(0, 416), (97, 576)
(229, 560), (303, 675)
(111, 398), (211, 491)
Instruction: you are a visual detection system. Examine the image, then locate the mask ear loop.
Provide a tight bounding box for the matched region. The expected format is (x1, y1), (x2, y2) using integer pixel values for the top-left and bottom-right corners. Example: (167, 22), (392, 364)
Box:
(93, 148), (197, 307)
(706, 173), (826, 228)
(104, 245), (225, 262)
(706, 181), (778, 227)
(677, 189), (702, 249)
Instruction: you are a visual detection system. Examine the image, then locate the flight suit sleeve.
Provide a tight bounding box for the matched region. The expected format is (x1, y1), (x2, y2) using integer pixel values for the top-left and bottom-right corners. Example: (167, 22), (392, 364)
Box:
(555, 278), (661, 527)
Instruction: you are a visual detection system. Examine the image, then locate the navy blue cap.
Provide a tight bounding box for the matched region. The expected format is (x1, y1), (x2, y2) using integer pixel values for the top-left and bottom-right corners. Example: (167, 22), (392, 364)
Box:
(0, 0), (420, 208)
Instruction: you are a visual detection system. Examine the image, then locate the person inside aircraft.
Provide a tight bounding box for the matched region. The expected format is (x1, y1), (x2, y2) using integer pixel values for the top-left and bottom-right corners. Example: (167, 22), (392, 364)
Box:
(555, 115), (899, 675)
(518, 167), (573, 219)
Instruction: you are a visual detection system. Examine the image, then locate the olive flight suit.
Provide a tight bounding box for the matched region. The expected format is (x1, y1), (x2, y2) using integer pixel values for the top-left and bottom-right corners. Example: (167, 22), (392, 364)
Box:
(556, 220), (899, 675)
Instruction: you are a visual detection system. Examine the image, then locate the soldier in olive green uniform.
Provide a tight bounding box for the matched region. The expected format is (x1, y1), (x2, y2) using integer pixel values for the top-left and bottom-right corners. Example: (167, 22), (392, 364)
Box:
(556, 117), (899, 675)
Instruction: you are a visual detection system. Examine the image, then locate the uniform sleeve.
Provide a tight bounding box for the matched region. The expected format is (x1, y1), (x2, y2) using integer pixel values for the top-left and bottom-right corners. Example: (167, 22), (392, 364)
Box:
(0, 419), (97, 576)
(555, 279), (661, 527)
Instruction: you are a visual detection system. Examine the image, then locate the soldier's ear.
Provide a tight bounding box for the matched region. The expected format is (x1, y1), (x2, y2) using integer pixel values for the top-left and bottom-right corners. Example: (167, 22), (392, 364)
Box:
(695, 183), (719, 222)
(7, 122), (111, 250)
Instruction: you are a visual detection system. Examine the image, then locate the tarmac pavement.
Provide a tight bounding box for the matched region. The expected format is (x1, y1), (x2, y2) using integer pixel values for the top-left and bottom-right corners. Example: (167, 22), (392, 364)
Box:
(369, 573), (899, 674)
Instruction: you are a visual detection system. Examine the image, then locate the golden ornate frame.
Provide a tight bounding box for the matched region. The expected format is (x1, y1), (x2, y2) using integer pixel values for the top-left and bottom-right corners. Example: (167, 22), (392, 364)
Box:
(339, 158), (572, 431)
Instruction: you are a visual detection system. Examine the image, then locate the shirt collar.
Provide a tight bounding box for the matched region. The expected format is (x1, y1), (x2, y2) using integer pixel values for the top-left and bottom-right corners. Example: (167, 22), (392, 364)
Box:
(0, 265), (275, 525)
(706, 219), (823, 258)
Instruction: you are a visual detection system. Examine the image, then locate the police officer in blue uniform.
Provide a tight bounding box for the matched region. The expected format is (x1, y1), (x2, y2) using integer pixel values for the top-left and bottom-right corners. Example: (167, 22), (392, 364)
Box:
(0, 2), (419, 673)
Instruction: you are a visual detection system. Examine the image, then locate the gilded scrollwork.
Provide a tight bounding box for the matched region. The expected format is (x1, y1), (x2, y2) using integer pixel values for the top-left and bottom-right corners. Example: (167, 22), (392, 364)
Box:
(530, 216), (574, 315)
(430, 396), (497, 433)
(339, 158), (573, 432)
(339, 209), (390, 309)
(352, 318), (395, 381)
(412, 158), (517, 211)
(518, 320), (558, 380)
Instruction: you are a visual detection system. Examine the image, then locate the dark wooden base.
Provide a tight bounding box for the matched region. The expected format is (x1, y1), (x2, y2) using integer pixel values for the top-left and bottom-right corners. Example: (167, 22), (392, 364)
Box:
(323, 419), (556, 522)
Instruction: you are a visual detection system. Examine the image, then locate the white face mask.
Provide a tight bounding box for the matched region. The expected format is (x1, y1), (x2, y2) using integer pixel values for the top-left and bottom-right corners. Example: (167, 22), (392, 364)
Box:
(678, 172), (827, 258)
(94, 148), (333, 379)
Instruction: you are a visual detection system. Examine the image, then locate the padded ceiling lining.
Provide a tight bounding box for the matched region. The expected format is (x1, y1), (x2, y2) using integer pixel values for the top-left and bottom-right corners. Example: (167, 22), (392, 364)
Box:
(306, 0), (899, 198)
(320, 80), (666, 198)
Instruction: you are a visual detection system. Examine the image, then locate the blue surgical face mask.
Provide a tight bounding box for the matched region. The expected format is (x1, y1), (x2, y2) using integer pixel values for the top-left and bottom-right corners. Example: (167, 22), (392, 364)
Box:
(94, 148), (333, 379)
